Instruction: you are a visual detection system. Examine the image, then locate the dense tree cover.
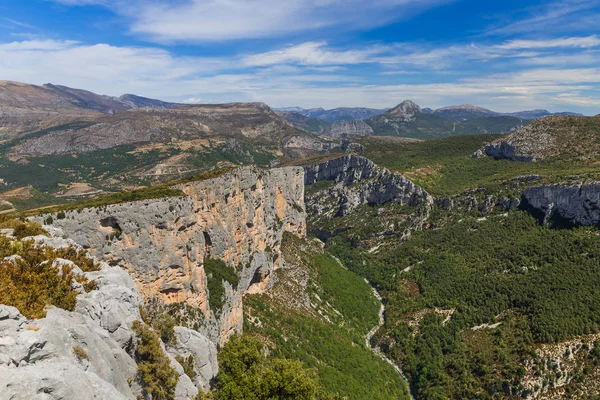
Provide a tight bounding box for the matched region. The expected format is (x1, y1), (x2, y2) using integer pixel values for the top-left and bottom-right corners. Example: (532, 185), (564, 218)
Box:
(211, 335), (333, 400)
(325, 210), (600, 398)
(244, 233), (409, 399)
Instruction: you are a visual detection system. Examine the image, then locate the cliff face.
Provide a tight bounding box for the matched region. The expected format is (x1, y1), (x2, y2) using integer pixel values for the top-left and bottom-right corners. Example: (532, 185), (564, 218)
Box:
(0, 231), (214, 399)
(324, 120), (374, 137)
(520, 183), (600, 227)
(34, 166), (306, 345)
(304, 155), (433, 217)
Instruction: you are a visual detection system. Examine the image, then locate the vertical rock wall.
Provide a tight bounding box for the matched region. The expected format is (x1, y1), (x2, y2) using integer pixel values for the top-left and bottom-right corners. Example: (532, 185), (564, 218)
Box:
(34, 166), (306, 345)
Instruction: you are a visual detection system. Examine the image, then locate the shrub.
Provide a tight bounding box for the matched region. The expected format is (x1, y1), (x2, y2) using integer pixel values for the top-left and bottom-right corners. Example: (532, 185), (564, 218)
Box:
(204, 258), (240, 315)
(132, 320), (179, 400)
(0, 237), (99, 319)
(139, 302), (178, 346)
(175, 354), (197, 379)
(0, 218), (46, 239)
(72, 345), (91, 362)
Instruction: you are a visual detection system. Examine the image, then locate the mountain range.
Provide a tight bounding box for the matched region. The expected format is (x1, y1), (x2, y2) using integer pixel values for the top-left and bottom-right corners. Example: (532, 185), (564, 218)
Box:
(0, 80), (332, 209)
(276, 103), (582, 124)
(279, 100), (537, 138)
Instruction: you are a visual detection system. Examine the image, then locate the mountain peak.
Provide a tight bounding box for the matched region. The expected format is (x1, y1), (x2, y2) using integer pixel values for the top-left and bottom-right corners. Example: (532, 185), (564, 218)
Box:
(388, 100), (422, 117)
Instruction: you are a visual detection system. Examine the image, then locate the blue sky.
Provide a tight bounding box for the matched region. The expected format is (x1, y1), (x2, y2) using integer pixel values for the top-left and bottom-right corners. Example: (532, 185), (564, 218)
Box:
(1, 0), (599, 114)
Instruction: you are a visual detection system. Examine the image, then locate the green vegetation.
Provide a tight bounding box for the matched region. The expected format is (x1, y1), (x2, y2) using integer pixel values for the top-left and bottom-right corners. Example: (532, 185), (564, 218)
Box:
(132, 320), (179, 400)
(0, 217), (46, 239)
(324, 209), (600, 399)
(305, 179), (336, 196)
(140, 303), (178, 346)
(204, 258), (240, 315)
(212, 334), (333, 400)
(359, 135), (600, 195)
(175, 355), (197, 380)
(0, 222), (100, 319)
(244, 233), (409, 399)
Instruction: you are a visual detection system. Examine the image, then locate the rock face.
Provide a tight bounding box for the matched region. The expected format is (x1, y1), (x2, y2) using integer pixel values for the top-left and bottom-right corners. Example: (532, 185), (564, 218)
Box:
(0, 231), (216, 399)
(304, 155), (433, 216)
(520, 183), (600, 227)
(34, 166), (306, 345)
(473, 141), (536, 162)
(324, 120), (374, 137)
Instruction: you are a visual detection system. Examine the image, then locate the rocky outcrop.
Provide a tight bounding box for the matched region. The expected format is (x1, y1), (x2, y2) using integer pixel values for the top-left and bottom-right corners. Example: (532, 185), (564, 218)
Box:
(474, 115), (600, 162)
(304, 155), (432, 216)
(0, 230), (217, 399)
(324, 120), (374, 137)
(473, 141), (536, 162)
(34, 166), (306, 346)
(520, 183), (600, 227)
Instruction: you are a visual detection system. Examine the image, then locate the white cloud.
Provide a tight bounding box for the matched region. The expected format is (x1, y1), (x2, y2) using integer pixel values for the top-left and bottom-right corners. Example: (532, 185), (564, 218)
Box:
(486, 0), (600, 36)
(497, 36), (600, 50)
(49, 0), (454, 42)
(1, 39), (599, 114)
(242, 42), (385, 67)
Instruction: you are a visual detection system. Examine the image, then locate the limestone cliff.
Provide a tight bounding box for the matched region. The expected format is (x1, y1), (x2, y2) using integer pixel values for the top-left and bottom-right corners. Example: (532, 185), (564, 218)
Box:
(34, 166), (306, 346)
(520, 183), (600, 227)
(304, 155), (433, 217)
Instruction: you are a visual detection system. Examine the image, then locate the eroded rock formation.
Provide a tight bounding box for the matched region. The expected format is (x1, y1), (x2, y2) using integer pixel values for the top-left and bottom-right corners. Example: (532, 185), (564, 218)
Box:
(520, 183), (600, 227)
(304, 155), (433, 216)
(35, 166), (306, 345)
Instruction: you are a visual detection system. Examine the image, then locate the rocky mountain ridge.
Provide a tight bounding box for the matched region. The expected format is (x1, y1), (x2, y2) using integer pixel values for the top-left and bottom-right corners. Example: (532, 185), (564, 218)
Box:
(474, 115), (600, 161)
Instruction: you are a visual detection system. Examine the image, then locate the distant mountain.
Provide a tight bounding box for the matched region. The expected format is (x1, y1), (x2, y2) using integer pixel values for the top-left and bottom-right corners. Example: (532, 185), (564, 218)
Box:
(433, 104), (497, 121)
(12, 102), (313, 157)
(274, 106), (388, 123)
(119, 94), (175, 109)
(431, 105), (584, 121)
(365, 100), (530, 139)
(275, 103), (583, 125)
(305, 107), (388, 123)
(273, 106), (306, 113)
(0, 80), (178, 140)
(276, 111), (331, 134)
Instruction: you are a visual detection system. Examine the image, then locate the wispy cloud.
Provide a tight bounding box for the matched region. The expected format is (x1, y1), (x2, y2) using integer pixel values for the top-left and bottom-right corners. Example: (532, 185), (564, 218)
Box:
(242, 42), (386, 67)
(48, 0), (455, 42)
(2, 18), (37, 30)
(486, 0), (600, 36)
(1, 38), (599, 114)
(497, 35), (600, 50)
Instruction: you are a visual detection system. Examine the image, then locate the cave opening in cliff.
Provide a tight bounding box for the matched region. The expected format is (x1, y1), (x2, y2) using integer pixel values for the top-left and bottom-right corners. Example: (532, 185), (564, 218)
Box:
(100, 216), (122, 235)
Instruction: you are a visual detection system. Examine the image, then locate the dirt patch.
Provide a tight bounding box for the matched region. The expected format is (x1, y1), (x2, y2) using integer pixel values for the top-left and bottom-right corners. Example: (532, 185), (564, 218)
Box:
(0, 186), (33, 200)
(56, 183), (103, 197)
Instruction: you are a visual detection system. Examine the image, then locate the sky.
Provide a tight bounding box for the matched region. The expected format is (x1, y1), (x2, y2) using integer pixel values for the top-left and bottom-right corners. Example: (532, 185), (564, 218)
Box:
(0, 0), (599, 114)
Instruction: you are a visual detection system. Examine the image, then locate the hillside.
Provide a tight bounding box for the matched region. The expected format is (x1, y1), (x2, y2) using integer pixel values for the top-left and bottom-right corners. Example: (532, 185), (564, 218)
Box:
(0, 81), (177, 140)
(276, 110), (331, 134)
(364, 100), (528, 138)
(433, 104), (497, 120)
(0, 82), (333, 212)
(475, 115), (600, 161)
(12, 103), (303, 156)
